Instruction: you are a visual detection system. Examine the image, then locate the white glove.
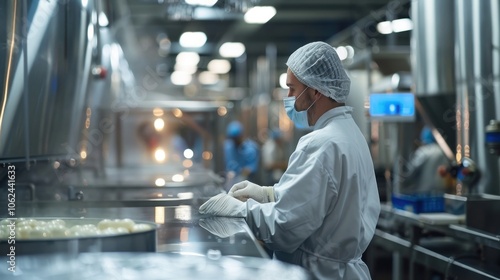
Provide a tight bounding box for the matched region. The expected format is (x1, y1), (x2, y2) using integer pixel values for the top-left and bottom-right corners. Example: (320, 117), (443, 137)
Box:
(228, 180), (275, 203)
(199, 217), (245, 238)
(199, 193), (246, 217)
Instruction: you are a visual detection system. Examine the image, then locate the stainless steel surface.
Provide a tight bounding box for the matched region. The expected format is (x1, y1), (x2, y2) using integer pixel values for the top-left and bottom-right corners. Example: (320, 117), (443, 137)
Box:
(455, 0), (500, 195)
(465, 194), (500, 236)
(470, 0), (500, 195)
(0, 217), (157, 255)
(0, 252), (311, 280)
(375, 204), (500, 279)
(6, 205), (269, 259)
(493, 0), (500, 121)
(412, 0), (455, 95)
(411, 0), (456, 152)
(0, 0), (98, 161)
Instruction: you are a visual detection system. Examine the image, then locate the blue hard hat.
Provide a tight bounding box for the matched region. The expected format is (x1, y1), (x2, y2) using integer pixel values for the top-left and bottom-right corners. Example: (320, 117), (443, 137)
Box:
(420, 126), (435, 144)
(226, 121), (243, 137)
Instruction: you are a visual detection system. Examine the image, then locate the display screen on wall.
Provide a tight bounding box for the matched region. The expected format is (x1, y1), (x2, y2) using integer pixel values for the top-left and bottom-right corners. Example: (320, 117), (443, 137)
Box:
(369, 93), (415, 122)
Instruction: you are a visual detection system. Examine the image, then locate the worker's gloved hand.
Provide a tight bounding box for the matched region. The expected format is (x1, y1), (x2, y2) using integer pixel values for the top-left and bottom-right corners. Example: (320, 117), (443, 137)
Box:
(199, 217), (245, 238)
(199, 193), (246, 217)
(229, 180), (275, 203)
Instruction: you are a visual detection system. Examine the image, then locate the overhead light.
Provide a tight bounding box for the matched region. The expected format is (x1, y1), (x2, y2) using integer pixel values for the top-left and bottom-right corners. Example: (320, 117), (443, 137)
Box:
(185, 0), (218, 7)
(174, 63), (197, 74)
(154, 148), (166, 162)
(183, 149), (194, 159)
(335, 46), (348, 61)
(244, 6), (276, 24)
(154, 118), (165, 131)
(219, 42), (245, 58)
(176, 52), (200, 65)
(392, 18), (413, 33)
(153, 108), (164, 117)
(98, 12), (109, 27)
(376, 21), (392, 34)
(377, 18), (413, 34)
(172, 174), (185, 182)
(207, 59), (231, 74)
(179, 32), (207, 48)
(198, 71), (219, 85)
(346, 45), (355, 59)
(155, 178), (166, 186)
(171, 71), (192, 86)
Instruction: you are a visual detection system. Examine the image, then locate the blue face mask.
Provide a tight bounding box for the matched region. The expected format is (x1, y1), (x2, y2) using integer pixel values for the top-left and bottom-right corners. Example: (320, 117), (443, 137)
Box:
(283, 87), (318, 129)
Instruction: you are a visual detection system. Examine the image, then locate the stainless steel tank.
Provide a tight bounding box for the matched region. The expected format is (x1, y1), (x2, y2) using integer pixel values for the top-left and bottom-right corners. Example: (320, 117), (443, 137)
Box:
(0, 217), (157, 255)
(0, 0), (99, 162)
(455, 0), (500, 195)
(411, 0), (456, 152)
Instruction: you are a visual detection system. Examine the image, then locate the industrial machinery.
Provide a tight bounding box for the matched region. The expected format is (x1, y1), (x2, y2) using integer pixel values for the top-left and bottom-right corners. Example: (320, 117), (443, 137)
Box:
(0, 2), (314, 279)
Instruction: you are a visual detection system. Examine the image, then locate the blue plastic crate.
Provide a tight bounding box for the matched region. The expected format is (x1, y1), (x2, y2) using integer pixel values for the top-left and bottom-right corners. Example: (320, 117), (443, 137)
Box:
(392, 193), (445, 213)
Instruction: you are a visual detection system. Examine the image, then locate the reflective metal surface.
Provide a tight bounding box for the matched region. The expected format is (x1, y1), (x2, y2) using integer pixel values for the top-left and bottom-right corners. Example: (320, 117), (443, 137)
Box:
(411, 0), (457, 152)
(6, 205), (268, 259)
(0, 0), (98, 161)
(1, 204), (291, 277)
(0, 252), (311, 280)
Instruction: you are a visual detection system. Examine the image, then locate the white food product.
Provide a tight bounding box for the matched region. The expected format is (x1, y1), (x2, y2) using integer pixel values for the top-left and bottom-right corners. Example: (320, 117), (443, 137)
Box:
(49, 225), (69, 238)
(114, 227), (129, 234)
(132, 224), (152, 232)
(0, 219), (12, 226)
(97, 219), (113, 230)
(0, 218), (152, 240)
(28, 226), (50, 239)
(0, 229), (7, 239)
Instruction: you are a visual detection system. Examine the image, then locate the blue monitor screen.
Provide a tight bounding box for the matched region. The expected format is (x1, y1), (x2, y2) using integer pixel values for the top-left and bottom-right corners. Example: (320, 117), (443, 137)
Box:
(369, 93), (415, 122)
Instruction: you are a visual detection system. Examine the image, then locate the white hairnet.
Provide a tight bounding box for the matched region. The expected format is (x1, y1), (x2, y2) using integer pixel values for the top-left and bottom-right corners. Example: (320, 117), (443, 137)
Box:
(286, 41), (351, 102)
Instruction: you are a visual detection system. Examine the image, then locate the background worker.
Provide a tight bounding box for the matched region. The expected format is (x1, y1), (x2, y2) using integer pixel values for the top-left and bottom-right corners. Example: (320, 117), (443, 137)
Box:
(223, 120), (260, 190)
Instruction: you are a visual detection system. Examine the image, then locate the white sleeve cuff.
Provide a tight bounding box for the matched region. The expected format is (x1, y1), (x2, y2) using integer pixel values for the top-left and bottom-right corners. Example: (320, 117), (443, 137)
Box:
(262, 186), (275, 203)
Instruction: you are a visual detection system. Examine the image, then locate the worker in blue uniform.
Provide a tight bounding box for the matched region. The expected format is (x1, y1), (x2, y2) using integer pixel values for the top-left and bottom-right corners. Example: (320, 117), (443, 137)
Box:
(200, 42), (380, 279)
(223, 121), (259, 189)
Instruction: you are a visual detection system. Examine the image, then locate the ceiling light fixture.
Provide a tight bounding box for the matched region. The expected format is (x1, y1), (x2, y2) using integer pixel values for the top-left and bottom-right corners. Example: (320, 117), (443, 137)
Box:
(335, 46), (348, 61)
(219, 42), (245, 58)
(207, 59), (231, 74)
(171, 71), (193, 85)
(185, 0), (218, 7)
(244, 6), (276, 24)
(377, 18), (413, 34)
(391, 18), (413, 33)
(179, 31), (207, 48)
(176, 52), (200, 65)
(198, 71), (219, 85)
(174, 63), (198, 74)
(98, 12), (109, 27)
(376, 21), (392, 34)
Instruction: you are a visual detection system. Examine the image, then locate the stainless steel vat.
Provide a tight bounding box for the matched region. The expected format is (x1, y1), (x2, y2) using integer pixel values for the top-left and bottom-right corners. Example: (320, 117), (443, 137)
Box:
(0, 217), (157, 255)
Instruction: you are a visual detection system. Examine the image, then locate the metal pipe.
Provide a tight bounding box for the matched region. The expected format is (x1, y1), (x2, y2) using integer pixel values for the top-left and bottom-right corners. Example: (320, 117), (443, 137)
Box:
(471, 0), (499, 194)
(492, 0), (500, 119)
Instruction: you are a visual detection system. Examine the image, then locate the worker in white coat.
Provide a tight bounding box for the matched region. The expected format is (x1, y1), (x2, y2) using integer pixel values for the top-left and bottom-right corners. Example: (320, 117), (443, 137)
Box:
(199, 41), (381, 280)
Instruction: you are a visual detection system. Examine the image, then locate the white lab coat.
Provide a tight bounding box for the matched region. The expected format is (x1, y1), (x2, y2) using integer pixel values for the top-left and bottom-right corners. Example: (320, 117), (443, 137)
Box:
(245, 106), (381, 279)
